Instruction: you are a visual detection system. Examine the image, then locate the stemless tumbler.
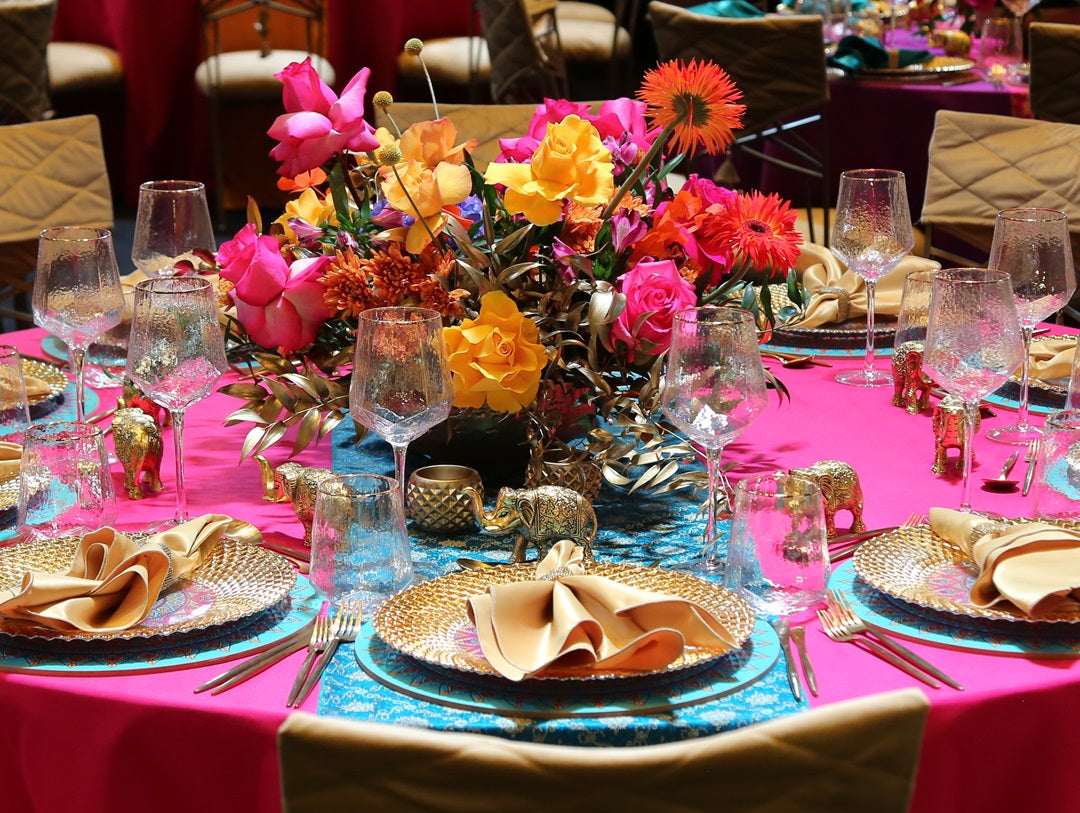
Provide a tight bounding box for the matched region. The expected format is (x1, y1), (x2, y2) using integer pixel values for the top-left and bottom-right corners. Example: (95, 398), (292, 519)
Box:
(1033, 410), (1080, 521)
(0, 346), (31, 441)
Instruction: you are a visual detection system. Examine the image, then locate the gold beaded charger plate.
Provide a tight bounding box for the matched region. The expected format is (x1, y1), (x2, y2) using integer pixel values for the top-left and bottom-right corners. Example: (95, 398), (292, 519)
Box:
(764, 283), (896, 352)
(22, 357), (68, 420)
(373, 563), (756, 681)
(0, 478), (17, 516)
(0, 535), (297, 641)
(853, 520), (1080, 624)
(861, 56), (976, 78)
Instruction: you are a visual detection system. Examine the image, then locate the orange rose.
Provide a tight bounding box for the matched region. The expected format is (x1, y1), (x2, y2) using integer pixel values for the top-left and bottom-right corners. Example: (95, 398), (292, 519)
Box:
(443, 291), (547, 413)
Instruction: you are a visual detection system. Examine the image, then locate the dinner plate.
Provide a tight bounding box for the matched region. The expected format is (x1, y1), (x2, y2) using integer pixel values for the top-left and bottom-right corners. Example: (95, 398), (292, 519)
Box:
(852, 520), (1080, 624)
(861, 56), (976, 78)
(0, 535), (297, 641)
(373, 563), (756, 681)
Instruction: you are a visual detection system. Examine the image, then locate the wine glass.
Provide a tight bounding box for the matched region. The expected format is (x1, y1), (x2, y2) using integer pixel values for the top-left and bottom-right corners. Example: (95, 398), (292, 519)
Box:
(922, 269), (1025, 512)
(126, 277), (227, 529)
(33, 226), (125, 422)
(349, 307), (454, 509)
(1000, 0), (1041, 82)
(830, 169), (915, 388)
(131, 180), (216, 278)
(661, 307), (769, 574)
(986, 208), (1076, 445)
(979, 17), (1024, 87)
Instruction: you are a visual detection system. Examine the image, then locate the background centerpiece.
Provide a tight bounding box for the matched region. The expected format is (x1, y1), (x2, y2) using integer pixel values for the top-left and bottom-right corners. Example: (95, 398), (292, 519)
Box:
(215, 53), (803, 497)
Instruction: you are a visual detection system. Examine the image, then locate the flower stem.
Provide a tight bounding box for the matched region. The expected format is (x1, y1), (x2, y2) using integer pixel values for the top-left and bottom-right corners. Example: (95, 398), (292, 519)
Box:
(336, 152), (365, 212)
(389, 163), (445, 251)
(600, 119), (679, 222)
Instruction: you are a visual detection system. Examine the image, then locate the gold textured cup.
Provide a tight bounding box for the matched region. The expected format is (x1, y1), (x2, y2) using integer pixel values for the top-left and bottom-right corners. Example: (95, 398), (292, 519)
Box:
(526, 447), (602, 502)
(406, 465), (483, 534)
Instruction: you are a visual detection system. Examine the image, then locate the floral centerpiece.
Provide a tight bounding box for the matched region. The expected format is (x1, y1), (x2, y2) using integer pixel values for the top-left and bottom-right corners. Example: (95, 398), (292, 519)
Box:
(214, 51), (804, 495)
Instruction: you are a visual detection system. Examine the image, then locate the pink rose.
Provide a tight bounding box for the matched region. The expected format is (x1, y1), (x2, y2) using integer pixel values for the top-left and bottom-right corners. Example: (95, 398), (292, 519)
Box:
(233, 256), (336, 352)
(612, 259), (698, 360)
(218, 226), (288, 307)
(267, 58), (380, 178)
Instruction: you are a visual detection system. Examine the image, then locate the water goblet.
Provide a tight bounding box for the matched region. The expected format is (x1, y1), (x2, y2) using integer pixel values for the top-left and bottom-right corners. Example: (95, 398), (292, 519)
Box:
(922, 269), (1025, 512)
(126, 277), (227, 529)
(986, 208), (1076, 445)
(661, 307), (770, 575)
(349, 307), (454, 508)
(998, 0), (1040, 82)
(131, 180), (216, 278)
(830, 169), (915, 388)
(33, 226), (125, 423)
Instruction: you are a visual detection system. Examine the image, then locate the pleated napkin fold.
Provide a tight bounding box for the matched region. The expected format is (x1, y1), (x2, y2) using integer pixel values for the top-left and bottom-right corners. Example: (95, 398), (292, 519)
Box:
(466, 540), (738, 681)
(827, 35), (933, 75)
(1029, 337), (1075, 382)
(0, 441), (20, 482)
(786, 243), (940, 328)
(930, 507), (1080, 616)
(0, 513), (232, 632)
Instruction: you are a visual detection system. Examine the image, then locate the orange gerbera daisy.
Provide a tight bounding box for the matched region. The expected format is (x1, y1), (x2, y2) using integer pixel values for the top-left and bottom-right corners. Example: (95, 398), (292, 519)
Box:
(637, 59), (745, 156)
(712, 191), (803, 277)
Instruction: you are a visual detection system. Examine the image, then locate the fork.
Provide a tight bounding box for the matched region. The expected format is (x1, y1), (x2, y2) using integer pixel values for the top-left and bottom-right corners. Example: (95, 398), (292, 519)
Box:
(286, 603), (330, 706)
(292, 598), (363, 708)
(818, 606), (941, 688)
(828, 589), (963, 690)
(829, 511), (925, 562)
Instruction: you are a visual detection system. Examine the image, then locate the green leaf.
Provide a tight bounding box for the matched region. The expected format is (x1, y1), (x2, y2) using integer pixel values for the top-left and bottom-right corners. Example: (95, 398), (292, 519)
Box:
(329, 161), (350, 224)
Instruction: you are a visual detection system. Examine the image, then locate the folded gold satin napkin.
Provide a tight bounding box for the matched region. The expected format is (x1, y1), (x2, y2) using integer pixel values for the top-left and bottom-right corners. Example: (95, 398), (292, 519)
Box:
(930, 507), (1080, 616)
(1029, 337), (1075, 382)
(0, 441), (20, 482)
(466, 540), (737, 681)
(787, 244), (940, 328)
(0, 514), (232, 632)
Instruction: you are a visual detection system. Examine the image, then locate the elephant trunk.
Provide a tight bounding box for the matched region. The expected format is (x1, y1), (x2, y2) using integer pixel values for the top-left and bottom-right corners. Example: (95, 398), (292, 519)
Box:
(464, 486), (499, 532)
(255, 454), (283, 502)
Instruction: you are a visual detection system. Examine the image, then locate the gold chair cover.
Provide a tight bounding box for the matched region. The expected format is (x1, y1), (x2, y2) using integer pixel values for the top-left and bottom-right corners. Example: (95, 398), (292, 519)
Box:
(0, 0), (55, 123)
(1030, 22), (1080, 126)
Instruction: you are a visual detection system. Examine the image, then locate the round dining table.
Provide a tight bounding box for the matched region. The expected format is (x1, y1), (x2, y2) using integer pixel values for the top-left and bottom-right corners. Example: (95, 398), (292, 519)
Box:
(0, 322), (1078, 813)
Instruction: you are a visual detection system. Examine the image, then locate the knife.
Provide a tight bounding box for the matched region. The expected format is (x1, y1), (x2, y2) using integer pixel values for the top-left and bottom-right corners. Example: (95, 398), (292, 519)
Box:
(774, 619), (802, 703)
(789, 625), (818, 696)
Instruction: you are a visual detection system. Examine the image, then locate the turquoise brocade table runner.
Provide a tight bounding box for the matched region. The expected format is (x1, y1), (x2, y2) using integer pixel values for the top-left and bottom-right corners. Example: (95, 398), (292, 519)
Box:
(317, 423), (808, 745)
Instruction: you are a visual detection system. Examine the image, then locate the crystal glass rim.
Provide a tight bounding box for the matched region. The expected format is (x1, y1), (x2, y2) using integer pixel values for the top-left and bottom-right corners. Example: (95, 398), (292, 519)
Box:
(994, 207), (1068, 225)
(317, 472), (399, 499)
(672, 305), (755, 327)
(933, 267), (1012, 285)
(23, 420), (105, 445)
(0, 345), (20, 360)
(38, 226), (112, 244)
(357, 306), (443, 325)
(734, 472), (823, 502)
(1045, 409), (1080, 431)
(138, 179), (206, 194)
(838, 168), (907, 183)
(133, 276), (214, 295)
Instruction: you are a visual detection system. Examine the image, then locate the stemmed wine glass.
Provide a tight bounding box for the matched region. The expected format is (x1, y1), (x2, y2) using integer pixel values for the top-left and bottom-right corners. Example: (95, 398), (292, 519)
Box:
(922, 269), (1025, 512)
(661, 307), (770, 574)
(349, 307), (454, 513)
(126, 277), (227, 530)
(131, 180), (216, 278)
(33, 226), (125, 422)
(830, 169), (915, 388)
(986, 208), (1076, 444)
(1000, 0), (1041, 81)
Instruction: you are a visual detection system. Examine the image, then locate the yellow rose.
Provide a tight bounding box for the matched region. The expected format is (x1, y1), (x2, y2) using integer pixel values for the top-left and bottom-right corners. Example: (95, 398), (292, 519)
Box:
(443, 291), (547, 413)
(273, 187), (336, 241)
(483, 115), (614, 226)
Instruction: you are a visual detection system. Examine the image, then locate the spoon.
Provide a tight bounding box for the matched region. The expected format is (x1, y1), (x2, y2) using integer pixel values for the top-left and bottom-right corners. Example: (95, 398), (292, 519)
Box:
(761, 351), (833, 369)
(982, 449), (1021, 492)
(457, 557), (499, 570)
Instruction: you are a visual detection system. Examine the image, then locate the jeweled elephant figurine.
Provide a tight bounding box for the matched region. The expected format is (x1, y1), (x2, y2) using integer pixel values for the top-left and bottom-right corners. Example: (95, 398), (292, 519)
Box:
(112, 407), (164, 500)
(465, 485), (597, 564)
(788, 460), (866, 537)
(891, 340), (932, 415)
(255, 455), (336, 546)
(932, 395), (980, 475)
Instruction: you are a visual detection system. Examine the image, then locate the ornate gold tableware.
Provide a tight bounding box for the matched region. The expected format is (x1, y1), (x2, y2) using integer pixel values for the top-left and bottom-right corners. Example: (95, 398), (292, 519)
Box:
(861, 56), (976, 77)
(466, 484), (598, 563)
(255, 455), (336, 546)
(112, 407), (164, 499)
(406, 464), (482, 534)
(853, 520), (1080, 623)
(525, 446), (603, 502)
(373, 562), (756, 680)
(788, 459), (865, 537)
(932, 395), (980, 475)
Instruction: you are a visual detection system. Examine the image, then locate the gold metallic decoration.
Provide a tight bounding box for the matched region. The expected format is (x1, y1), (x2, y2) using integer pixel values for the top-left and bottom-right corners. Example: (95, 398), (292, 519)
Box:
(932, 395), (980, 475)
(465, 484), (598, 563)
(861, 56), (976, 77)
(525, 445), (602, 502)
(928, 29), (973, 58)
(255, 455), (337, 546)
(853, 520), (1080, 624)
(372, 562), (756, 679)
(817, 286), (852, 323)
(21, 358), (66, 403)
(891, 340), (931, 414)
(406, 464), (483, 534)
(787, 460), (866, 537)
(0, 536), (296, 641)
(0, 477), (17, 514)
(111, 407), (164, 500)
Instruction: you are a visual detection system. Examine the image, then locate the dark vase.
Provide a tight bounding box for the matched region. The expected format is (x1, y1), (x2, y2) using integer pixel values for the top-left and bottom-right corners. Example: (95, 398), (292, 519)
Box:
(408, 406), (533, 490)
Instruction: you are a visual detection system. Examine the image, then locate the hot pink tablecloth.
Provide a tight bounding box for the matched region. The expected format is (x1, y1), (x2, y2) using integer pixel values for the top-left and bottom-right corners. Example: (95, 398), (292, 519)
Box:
(1, 325), (1078, 813)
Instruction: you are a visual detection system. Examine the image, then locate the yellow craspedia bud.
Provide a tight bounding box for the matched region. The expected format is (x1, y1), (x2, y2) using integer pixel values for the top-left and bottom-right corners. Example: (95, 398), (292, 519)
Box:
(404, 38), (423, 55)
(375, 144), (403, 166)
(373, 91), (394, 109)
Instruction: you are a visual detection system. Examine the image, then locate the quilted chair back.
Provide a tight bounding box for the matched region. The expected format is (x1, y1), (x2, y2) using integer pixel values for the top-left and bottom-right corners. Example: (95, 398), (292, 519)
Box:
(475, 0), (568, 103)
(921, 110), (1080, 266)
(0, 0), (56, 124)
(1030, 22), (1080, 126)
(278, 688), (929, 813)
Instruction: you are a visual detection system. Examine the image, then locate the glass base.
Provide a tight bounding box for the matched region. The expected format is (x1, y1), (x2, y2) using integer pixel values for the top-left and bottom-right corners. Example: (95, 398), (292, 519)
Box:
(143, 516), (184, 533)
(835, 368), (892, 388)
(985, 423), (1042, 445)
(670, 557), (726, 580)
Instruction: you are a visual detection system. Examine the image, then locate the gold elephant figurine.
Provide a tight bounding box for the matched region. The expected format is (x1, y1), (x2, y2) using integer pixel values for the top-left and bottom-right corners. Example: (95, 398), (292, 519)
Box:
(112, 407), (164, 500)
(932, 395), (980, 475)
(465, 484), (597, 564)
(788, 460), (866, 538)
(255, 454), (336, 546)
(891, 340), (932, 415)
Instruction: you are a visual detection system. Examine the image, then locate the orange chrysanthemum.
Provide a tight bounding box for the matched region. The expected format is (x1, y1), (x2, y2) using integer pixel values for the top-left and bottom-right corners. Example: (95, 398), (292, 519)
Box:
(560, 202), (604, 254)
(323, 249), (378, 317)
(637, 59), (745, 156)
(712, 191), (803, 276)
(322, 245), (467, 319)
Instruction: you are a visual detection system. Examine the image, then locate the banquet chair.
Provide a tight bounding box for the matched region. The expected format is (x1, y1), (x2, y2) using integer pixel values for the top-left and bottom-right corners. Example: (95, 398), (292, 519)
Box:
(278, 688), (930, 813)
(0, 114), (113, 330)
(0, 0), (55, 124)
(194, 0), (335, 226)
(648, 2), (832, 245)
(1029, 22), (1080, 126)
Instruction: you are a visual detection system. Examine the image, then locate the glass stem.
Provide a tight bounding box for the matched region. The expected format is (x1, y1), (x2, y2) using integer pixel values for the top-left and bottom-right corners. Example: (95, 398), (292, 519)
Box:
(390, 442), (408, 502)
(1016, 325), (1035, 430)
(702, 446), (725, 569)
(71, 346), (88, 423)
(960, 400), (979, 512)
(863, 279), (878, 380)
(172, 408), (188, 524)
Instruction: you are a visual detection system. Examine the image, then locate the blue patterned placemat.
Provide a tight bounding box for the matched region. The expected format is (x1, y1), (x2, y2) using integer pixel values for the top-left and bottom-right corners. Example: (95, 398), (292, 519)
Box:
(829, 560), (1080, 657)
(0, 576), (321, 674)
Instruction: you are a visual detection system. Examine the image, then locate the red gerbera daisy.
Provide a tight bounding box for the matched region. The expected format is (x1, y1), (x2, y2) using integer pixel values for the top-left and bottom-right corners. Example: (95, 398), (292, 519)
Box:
(713, 191), (803, 276)
(637, 59), (745, 156)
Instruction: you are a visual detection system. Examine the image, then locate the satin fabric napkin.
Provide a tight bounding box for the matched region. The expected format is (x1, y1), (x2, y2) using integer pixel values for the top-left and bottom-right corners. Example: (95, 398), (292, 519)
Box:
(787, 243), (939, 328)
(0, 441), (20, 481)
(0, 513), (232, 632)
(466, 540), (738, 681)
(930, 507), (1080, 616)
(828, 35), (933, 75)
(688, 0), (764, 17)
(1029, 337), (1075, 382)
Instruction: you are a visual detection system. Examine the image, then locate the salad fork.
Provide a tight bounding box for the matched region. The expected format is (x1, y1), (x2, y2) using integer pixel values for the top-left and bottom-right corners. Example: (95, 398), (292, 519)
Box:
(286, 603), (330, 706)
(818, 606), (941, 688)
(829, 512), (925, 562)
(292, 598), (363, 708)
